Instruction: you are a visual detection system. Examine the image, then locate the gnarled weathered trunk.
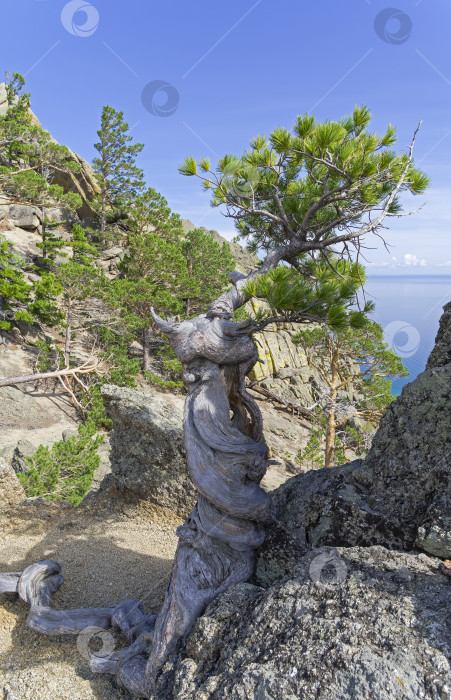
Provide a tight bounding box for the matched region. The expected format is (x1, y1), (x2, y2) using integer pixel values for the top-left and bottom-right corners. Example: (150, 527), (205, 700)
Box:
(0, 273), (275, 698)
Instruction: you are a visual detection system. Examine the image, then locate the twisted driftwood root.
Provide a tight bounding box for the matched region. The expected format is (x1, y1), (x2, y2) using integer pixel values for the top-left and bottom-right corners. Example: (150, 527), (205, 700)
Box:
(0, 560), (113, 634)
(0, 282), (274, 698)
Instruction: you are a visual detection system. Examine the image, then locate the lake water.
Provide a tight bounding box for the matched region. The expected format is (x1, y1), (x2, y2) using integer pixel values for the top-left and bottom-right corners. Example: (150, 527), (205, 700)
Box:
(365, 276), (451, 395)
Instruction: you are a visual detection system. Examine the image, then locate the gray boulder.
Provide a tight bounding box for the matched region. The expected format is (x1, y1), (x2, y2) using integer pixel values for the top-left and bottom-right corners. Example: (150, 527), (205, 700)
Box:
(0, 385), (44, 429)
(99, 245), (124, 261)
(45, 206), (80, 227)
(171, 546), (450, 700)
(100, 384), (195, 516)
(2, 204), (42, 231)
(62, 428), (78, 442)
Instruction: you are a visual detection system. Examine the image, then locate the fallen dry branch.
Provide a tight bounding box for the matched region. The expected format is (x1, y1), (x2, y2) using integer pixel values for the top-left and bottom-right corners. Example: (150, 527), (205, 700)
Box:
(0, 358), (103, 389)
(0, 357), (105, 411)
(245, 377), (314, 419)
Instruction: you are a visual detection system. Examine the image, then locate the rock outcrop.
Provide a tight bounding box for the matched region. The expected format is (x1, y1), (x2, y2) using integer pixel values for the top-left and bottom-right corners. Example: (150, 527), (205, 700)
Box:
(1, 204), (43, 232)
(172, 546), (450, 700)
(100, 384), (196, 517)
(50, 149), (100, 220)
(255, 300), (451, 586)
(427, 300), (451, 370)
(0, 82), (100, 221)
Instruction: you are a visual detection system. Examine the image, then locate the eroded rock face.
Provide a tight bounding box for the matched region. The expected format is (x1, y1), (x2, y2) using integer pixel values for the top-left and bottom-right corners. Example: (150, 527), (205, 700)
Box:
(100, 384), (196, 516)
(172, 547), (450, 700)
(10, 438), (35, 473)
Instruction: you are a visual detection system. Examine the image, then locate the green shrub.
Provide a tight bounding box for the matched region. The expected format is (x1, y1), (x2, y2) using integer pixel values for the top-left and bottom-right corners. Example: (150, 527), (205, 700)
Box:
(145, 372), (183, 391)
(33, 339), (65, 373)
(18, 420), (103, 506)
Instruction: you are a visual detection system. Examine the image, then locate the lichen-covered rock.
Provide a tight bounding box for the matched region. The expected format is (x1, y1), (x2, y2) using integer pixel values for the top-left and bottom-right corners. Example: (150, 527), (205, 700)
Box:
(100, 384), (195, 516)
(173, 547), (451, 700)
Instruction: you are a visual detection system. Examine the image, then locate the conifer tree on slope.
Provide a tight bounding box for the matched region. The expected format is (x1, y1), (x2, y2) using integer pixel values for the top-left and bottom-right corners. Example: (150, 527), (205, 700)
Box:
(109, 189), (236, 371)
(294, 311), (408, 467)
(181, 227), (235, 317)
(92, 105), (145, 238)
(128, 187), (236, 316)
(0, 234), (63, 333)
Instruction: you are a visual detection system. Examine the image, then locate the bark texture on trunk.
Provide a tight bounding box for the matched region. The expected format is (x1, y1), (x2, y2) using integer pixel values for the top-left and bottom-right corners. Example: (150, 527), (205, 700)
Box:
(64, 299), (72, 368)
(0, 276), (274, 698)
(142, 326), (151, 372)
(324, 350), (338, 468)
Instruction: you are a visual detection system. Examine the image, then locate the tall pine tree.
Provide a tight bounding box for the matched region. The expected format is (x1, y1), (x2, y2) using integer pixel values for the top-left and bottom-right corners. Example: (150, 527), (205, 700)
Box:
(181, 227), (235, 316)
(109, 233), (188, 371)
(92, 106), (145, 238)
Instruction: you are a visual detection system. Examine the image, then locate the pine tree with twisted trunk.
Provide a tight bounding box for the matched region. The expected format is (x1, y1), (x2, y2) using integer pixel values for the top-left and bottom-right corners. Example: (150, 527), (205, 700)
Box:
(0, 107), (428, 698)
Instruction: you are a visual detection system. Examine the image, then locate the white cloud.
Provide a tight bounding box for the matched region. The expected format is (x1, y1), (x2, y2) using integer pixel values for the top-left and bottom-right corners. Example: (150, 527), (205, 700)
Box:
(403, 253), (427, 267)
(437, 260), (451, 267)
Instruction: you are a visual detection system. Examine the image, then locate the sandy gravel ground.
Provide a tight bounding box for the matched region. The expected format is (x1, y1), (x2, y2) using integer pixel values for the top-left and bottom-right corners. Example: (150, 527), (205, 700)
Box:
(0, 498), (182, 699)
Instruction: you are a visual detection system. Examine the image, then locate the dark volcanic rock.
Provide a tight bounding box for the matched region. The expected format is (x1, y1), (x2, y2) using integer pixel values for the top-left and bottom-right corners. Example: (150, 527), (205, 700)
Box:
(100, 384), (195, 517)
(173, 547), (451, 700)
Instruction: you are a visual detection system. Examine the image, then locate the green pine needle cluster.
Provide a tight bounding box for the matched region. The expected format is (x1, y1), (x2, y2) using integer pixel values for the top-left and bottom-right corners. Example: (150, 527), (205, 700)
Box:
(244, 257), (372, 330)
(179, 105), (429, 257)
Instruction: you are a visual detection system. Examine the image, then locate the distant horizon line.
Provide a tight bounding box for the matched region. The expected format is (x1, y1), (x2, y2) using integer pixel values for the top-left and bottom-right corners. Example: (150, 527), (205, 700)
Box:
(366, 273), (451, 278)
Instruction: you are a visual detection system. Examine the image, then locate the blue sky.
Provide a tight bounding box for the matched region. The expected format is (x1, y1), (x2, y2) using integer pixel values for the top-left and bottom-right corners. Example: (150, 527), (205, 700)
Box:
(2, 0), (451, 274)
